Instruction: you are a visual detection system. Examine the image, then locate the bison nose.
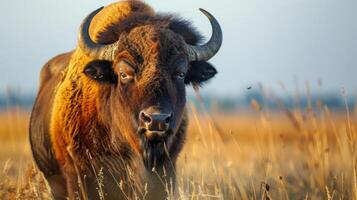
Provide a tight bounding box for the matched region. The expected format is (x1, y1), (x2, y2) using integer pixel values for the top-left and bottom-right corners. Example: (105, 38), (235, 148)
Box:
(139, 111), (173, 131)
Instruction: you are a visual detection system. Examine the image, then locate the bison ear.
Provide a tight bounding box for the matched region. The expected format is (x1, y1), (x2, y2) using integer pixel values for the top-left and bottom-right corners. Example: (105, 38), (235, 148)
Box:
(185, 61), (217, 86)
(168, 17), (217, 85)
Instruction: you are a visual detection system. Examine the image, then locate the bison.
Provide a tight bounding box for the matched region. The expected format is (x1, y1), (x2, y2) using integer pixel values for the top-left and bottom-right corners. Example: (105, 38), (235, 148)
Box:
(29, 1), (222, 199)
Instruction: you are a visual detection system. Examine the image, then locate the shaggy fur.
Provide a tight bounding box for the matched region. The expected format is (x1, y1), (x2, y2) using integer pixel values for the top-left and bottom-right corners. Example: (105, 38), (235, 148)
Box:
(30, 1), (218, 200)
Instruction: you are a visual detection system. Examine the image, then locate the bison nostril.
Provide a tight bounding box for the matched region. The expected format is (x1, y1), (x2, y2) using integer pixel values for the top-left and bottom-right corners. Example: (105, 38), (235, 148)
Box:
(165, 113), (173, 124)
(139, 109), (173, 131)
(140, 111), (152, 124)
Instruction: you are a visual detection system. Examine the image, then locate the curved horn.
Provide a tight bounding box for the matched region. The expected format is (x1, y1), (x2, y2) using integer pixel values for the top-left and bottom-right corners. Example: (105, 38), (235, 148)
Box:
(78, 7), (119, 61)
(186, 8), (223, 62)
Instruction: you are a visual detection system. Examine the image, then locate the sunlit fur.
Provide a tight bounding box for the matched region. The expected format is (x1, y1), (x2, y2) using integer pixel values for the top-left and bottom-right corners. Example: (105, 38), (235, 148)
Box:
(30, 1), (216, 199)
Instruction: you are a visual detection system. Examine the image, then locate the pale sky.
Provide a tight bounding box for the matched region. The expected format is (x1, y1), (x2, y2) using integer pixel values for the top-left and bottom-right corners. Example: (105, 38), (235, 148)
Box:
(1, 0), (356, 96)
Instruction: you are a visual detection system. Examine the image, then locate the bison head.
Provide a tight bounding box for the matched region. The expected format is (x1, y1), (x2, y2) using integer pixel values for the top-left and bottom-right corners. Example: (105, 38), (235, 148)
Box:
(73, 4), (222, 170)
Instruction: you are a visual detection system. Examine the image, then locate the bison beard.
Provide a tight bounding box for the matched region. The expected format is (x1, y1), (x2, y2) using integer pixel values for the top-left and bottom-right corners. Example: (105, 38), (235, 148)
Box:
(139, 130), (170, 170)
(143, 140), (165, 170)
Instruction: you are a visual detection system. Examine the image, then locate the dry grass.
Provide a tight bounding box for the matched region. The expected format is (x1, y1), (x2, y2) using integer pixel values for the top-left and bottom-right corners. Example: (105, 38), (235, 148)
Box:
(0, 95), (356, 199)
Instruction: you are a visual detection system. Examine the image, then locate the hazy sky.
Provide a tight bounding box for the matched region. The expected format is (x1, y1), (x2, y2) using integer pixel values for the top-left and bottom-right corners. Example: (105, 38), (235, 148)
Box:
(0, 0), (356, 96)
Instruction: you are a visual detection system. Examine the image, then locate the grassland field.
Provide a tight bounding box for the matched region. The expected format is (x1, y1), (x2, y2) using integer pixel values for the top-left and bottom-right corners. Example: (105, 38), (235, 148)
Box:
(0, 98), (356, 199)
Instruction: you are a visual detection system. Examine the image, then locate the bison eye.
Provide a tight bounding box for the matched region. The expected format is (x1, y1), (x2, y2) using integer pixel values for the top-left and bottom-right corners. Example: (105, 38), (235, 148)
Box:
(176, 72), (186, 80)
(119, 70), (133, 84)
(117, 60), (135, 84)
(173, 57), (188, 81)
(120, 71), (128, 79)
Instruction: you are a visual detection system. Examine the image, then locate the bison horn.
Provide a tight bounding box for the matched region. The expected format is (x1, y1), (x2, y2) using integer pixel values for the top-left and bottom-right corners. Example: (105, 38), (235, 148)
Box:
(186, 8), (223, 62)
(78, 7), (119, 61)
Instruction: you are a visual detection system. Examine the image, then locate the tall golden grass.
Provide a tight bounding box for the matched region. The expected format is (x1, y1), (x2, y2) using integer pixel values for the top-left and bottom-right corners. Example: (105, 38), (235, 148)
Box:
(0, 89), (356, 199)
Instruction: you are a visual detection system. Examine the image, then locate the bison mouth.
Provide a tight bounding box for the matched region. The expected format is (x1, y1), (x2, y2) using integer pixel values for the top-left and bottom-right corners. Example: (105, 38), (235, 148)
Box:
(138, 128), (172, 170)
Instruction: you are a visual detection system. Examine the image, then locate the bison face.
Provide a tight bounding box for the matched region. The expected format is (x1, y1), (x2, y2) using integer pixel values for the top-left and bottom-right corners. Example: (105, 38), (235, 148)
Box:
(79, 7), (222, 170)
(113, 28), (191, 169)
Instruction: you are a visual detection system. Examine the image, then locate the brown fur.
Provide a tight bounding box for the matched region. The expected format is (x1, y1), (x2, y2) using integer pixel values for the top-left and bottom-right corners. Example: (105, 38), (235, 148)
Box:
(89, 1), (154, 43)
(30, 1), (217, 199)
